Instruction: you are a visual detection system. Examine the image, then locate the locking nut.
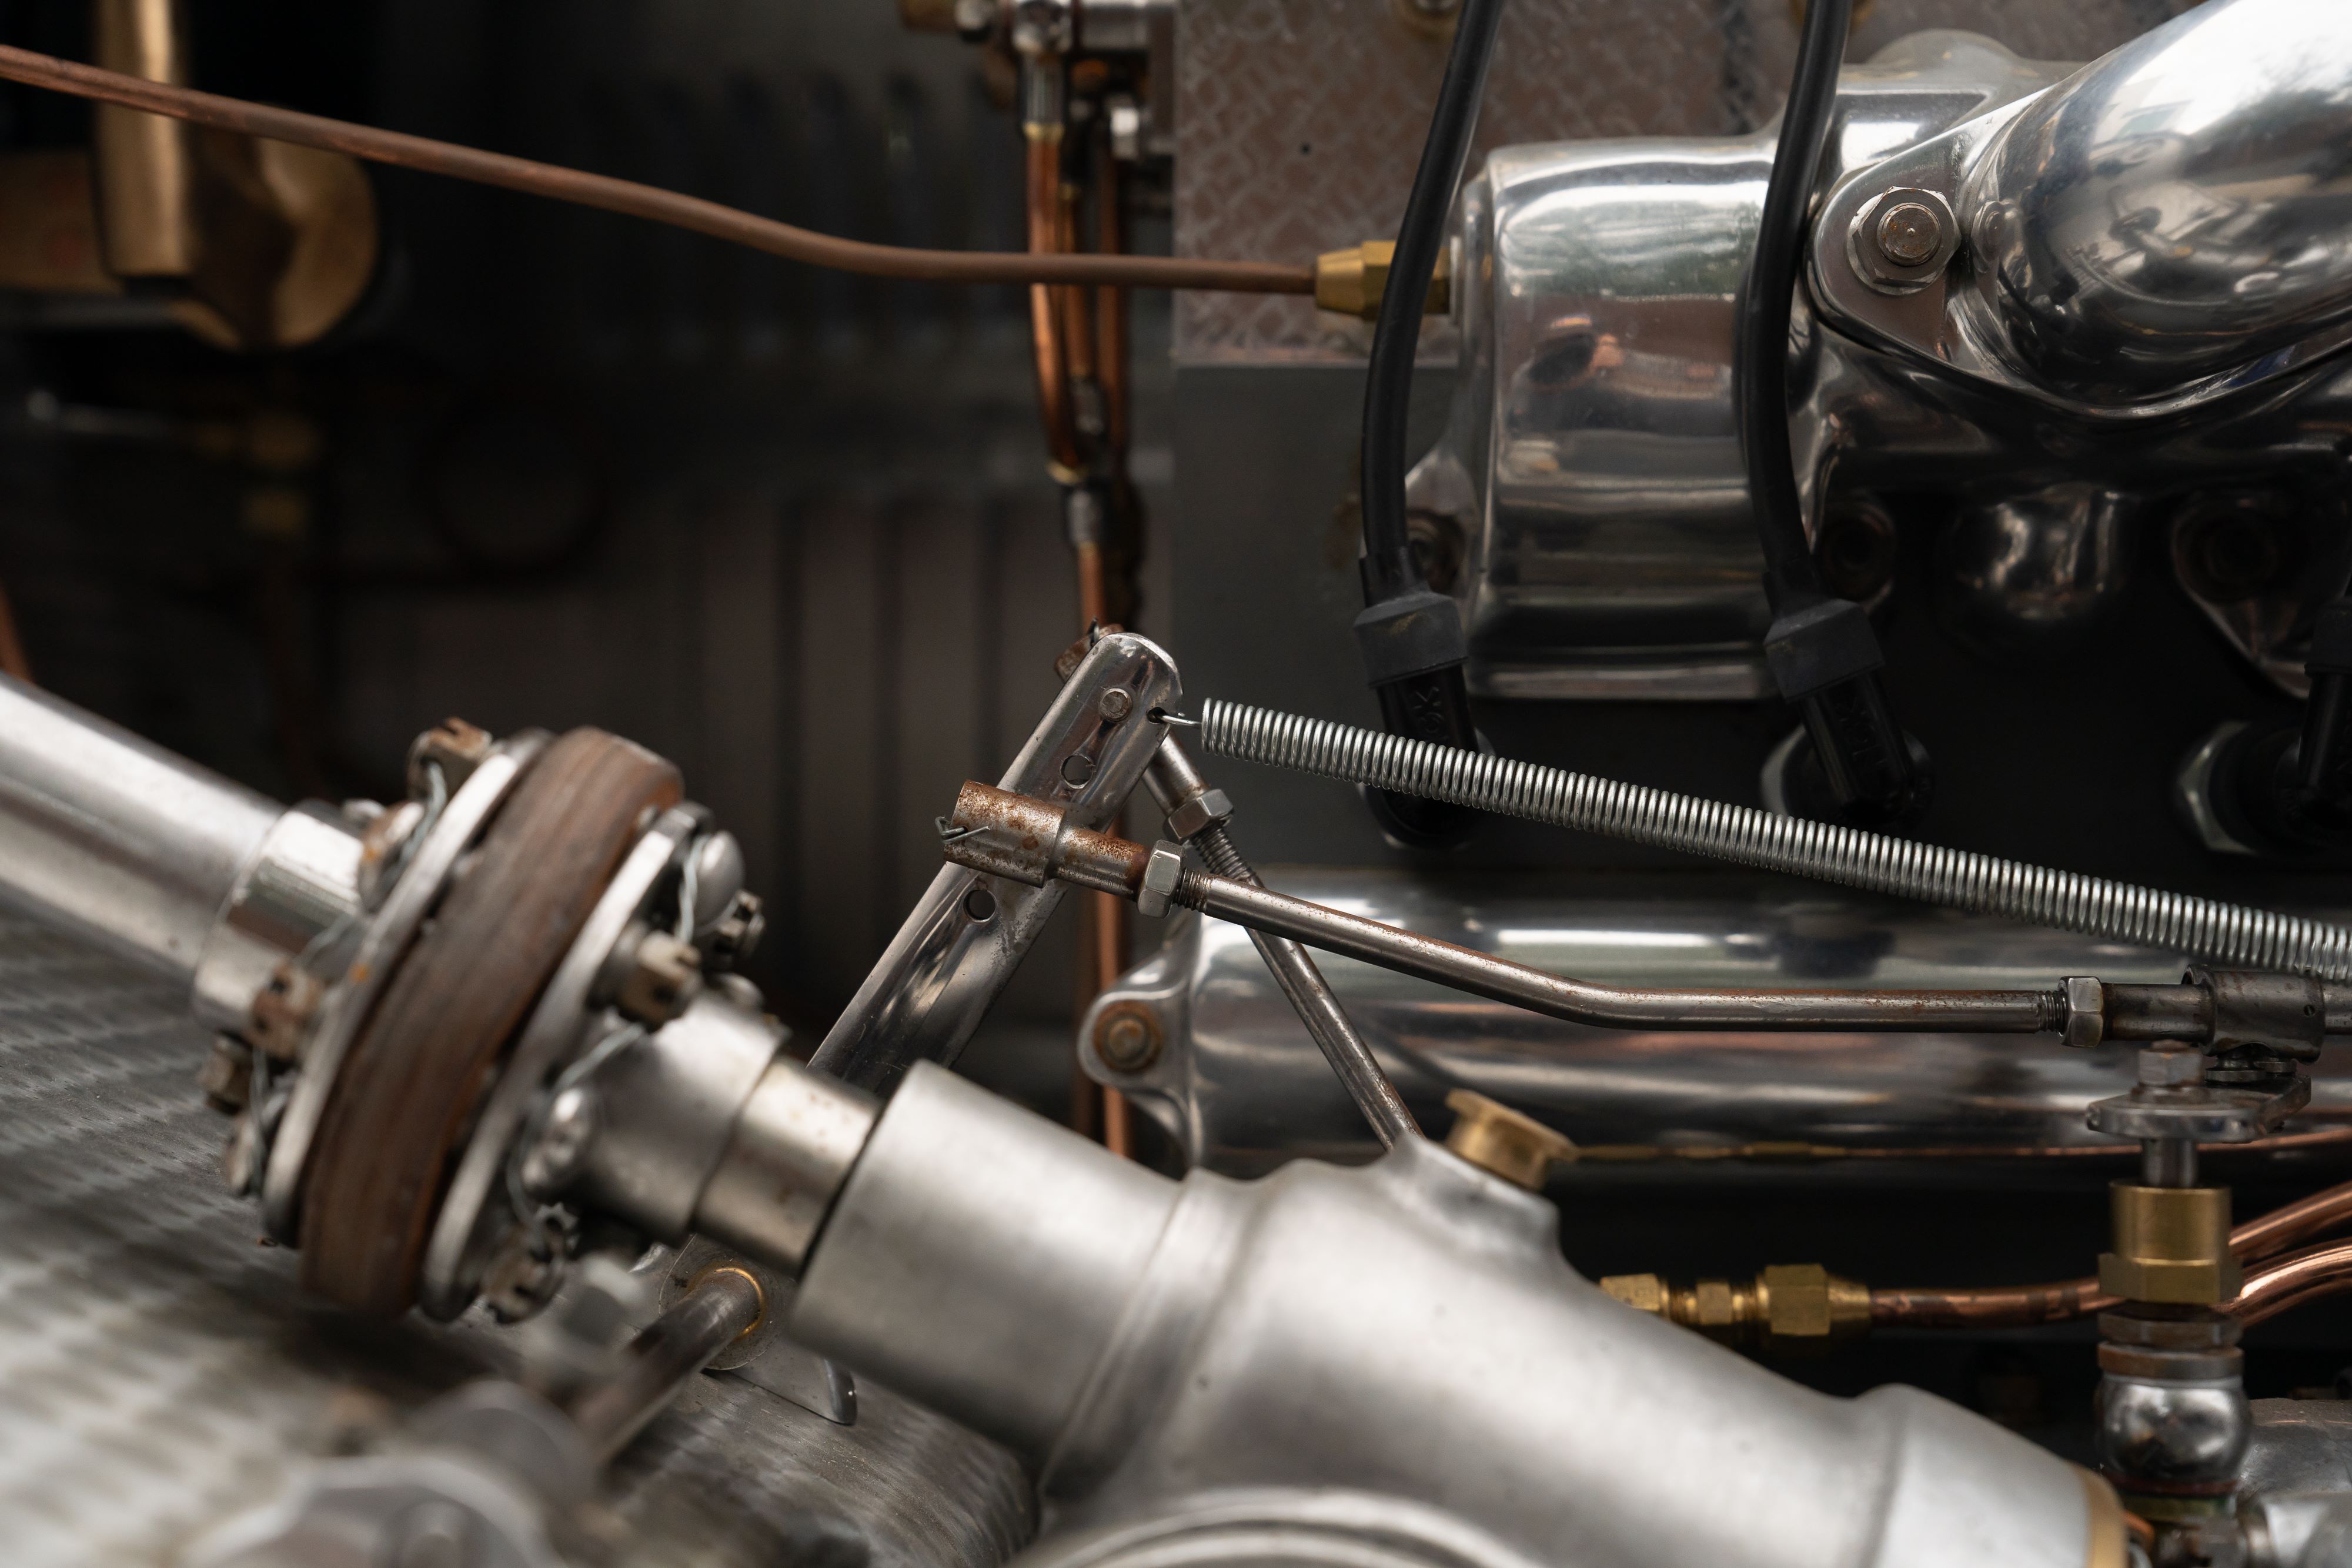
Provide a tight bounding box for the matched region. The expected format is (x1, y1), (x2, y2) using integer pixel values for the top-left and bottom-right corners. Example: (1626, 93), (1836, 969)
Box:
(614, 930), (704, 1025)
(1164, 785), (1234, 844)
(199, 1034), (254, 1115)
(2062, 976), (2107, 1049)
(248, 960), (323, 1064)
(407, 717), (493, 798)
(1136, 841), (1187, 918)
(700, 890), (766, 972)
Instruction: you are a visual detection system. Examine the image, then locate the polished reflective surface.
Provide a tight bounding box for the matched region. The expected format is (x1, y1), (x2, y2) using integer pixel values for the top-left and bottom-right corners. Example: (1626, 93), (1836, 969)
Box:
(1090, 871), (2352, 1177)
(1933, 486), (2138, 660)
(1960, 0), (2352, 410)
(1426, 34), (2069, 699)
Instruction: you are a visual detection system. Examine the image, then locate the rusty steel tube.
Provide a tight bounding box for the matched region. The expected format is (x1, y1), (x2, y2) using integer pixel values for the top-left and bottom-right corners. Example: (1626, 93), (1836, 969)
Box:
(0, 43), (1315, 296)
(940, 781), (2068, 1035)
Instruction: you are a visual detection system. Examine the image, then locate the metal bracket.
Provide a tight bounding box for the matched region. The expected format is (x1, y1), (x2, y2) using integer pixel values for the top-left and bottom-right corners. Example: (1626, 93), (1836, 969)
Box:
(806, 630), (1181, 1096)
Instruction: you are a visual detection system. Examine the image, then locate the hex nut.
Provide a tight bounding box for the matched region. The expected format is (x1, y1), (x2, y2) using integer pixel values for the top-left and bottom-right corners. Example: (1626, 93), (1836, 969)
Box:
(2062, 976), (2107, 1049)
(1137, 841), (1187, 918)
(1874, 200), (1942, 266)
(1093, 1002), (1163, 1074)
(199, 1034), (254, 1115)
(1845, 186), (1959, 295)
(617, 931), (704, 1025)
(406, 716), (493, 799)
(1164, 786), (1234, 843)
(2100, 1183), (2243, 1305)
(1599, 1273), (1669, 1317)
(1756, 1263), (1872, 1355)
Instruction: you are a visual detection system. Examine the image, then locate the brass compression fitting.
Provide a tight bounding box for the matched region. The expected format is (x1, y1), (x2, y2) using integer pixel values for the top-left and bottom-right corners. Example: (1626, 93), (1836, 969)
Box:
(1600, 1266), (1872, 1356)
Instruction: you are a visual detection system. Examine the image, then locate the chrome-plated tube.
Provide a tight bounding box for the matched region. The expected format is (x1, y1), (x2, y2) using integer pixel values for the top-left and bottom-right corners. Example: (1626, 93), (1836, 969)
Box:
(564, 1267), (763, 1463)
(1200, 699), (2352, 980)
(0, 673), (282, 981)
(1142, 738), (1419, 1149)
(1177, 873), (2064, 1035)
(1195, 825), (1420, 1149)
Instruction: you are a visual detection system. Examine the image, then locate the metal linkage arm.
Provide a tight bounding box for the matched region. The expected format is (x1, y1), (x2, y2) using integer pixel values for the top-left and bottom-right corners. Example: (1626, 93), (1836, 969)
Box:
(939, 781), (2300, 1046)
(1143, 738), (1421, 1148)
(807, 631), (1180, 1096)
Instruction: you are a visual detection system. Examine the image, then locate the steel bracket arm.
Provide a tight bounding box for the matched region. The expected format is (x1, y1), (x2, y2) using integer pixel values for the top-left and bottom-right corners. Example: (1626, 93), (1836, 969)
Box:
(806, 630), (1180, 1096)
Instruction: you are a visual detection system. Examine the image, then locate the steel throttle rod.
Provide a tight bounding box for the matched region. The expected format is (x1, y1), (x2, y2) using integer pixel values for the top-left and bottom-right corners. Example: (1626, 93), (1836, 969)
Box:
(1142, 738), (1420, 1148)
(938, 781), (2327, 1045)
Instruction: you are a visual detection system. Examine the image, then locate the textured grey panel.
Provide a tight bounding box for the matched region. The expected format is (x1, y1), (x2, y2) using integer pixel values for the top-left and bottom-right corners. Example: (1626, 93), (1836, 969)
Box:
(1174, 0), (2199, 362)
(0, 916), (1029, 1568)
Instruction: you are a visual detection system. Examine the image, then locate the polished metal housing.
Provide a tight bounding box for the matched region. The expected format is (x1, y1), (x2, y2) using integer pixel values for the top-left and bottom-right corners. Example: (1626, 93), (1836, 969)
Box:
(1083, 871), (2352, 1172)
(787, 1065), (2120, 1568)
(1429, 7), (2352, 700)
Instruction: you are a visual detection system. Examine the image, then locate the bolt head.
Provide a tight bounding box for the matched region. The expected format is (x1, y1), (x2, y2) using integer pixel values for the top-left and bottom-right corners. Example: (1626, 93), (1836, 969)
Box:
(1875, 200), (1942, 266)
(1099, 688), (1135, 721)
(1137, 841), (1186, 918)
(519, 1085), (602, 1199)
(2062, 976), (2107, 1049)
(1094, 1004), (1162, 1073)
(1165, 786), (1234, 842)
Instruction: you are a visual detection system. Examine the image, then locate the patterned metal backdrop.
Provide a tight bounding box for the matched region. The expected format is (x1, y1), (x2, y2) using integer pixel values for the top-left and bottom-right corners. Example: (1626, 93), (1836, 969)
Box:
(1175, 0), (2199, 360)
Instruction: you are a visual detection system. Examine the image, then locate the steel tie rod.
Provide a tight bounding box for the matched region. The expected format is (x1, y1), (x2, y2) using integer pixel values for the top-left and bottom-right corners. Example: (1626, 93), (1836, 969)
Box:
(938, 780), (2116, 1037)
(1144, 739), (1421, 1148)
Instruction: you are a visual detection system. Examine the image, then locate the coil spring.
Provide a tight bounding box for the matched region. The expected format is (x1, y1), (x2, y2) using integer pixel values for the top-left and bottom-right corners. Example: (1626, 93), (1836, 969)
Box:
(1200, 698), (2352, 982)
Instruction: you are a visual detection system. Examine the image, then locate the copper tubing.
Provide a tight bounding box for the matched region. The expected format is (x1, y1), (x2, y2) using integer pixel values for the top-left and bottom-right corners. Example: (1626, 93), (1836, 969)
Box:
(0, 577), (31, 682)
(1026, 129), (1085, 479)
(1870, 1278), (2116, 1330)
(0, 43), (1315, 296)
(1872, 1172), (2352, 1329)
(1095, 145), (1130, 458)
(2230, 1239), (2352, 1327)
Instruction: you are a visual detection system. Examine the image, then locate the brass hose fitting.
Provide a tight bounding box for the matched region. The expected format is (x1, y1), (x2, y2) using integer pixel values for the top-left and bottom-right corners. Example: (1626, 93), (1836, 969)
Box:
(1314, 240), (1451, 321)
(1601, 1264), (1871, 1356)
(2100, 1183), (2243, 1305)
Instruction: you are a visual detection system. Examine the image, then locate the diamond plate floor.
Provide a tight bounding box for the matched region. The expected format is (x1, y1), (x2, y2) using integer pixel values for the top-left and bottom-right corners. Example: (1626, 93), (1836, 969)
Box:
(0, 915), (1029, 1568)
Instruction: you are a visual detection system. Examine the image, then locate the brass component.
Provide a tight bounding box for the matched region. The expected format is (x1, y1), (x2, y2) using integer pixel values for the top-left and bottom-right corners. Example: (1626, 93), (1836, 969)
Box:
(1599, 1264), (1871, 1355)
(1599, 1273), (1668, 1316)
(2077, 1468), (2130, 1568)
(2098, 1182), (2243, 1305)
(1314, 240), (1450, 321)
(171, 135), (380, 351)
(92, 0), (195, 279)
(1442, 1089), (1573, 1191)
(0, 152), (121, 295)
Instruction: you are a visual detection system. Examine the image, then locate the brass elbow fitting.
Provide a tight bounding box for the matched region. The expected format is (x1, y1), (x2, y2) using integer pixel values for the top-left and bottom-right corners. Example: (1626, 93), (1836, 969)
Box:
(1601, 1264), (1871, 1356)
(1314, 240), (1451, 321)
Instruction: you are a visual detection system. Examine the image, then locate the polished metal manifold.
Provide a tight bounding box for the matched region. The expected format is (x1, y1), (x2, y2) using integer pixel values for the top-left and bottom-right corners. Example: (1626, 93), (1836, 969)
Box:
(780, 1062), (2123, 1568)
